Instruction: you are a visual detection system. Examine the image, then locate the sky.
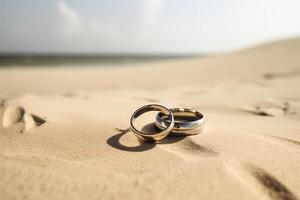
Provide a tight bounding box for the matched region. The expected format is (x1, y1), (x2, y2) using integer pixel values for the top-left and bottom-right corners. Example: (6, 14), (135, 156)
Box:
(1, 0), (300, 54)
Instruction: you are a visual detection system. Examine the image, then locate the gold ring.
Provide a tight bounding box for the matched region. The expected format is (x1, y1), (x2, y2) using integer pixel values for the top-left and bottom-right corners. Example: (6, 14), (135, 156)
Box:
(130, 104), (174, 142)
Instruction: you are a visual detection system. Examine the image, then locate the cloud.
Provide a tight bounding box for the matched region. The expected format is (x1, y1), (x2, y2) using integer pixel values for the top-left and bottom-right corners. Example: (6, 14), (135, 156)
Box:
(57, 1), (81, 33)
(55, 0), (167, 51)
(57, 1), (113, 35)
(139, 0), (164, 26)
(56, 1), (124, 51)
(4, 0), (299, 53)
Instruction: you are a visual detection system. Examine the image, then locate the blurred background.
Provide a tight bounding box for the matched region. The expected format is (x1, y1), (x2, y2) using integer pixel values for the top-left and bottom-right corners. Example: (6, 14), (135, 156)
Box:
(1, 0), (300, 66)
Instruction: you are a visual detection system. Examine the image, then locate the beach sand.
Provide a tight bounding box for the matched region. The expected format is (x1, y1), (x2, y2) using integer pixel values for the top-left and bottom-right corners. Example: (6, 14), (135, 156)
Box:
(0, 38), (300, 200)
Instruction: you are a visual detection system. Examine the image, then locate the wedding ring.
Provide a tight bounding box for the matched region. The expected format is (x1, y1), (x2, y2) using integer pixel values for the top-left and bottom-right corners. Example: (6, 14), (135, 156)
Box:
(155, 108), (204, 136)
(130, 104), (174, 142)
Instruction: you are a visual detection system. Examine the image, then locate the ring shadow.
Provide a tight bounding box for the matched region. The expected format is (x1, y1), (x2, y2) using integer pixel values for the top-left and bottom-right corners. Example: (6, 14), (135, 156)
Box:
(106, 123), (187, 152)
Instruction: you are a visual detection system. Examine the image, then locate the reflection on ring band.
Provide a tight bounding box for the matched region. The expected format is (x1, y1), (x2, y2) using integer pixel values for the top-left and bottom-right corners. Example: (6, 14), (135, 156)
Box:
(155, 108), (205, 136)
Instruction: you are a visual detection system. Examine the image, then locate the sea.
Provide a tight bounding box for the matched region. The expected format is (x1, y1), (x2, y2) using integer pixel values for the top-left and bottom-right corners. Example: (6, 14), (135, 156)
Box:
(0, 54), (198, 67)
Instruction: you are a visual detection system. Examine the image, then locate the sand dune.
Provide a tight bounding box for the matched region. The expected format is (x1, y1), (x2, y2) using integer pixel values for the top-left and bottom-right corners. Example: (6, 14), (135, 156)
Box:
(0, 38), (300, 200)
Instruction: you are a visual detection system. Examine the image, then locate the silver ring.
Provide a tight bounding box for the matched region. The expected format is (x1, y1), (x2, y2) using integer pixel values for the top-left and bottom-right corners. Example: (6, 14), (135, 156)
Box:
(155, 108), (204, 136)
(130, 104), (174, 142)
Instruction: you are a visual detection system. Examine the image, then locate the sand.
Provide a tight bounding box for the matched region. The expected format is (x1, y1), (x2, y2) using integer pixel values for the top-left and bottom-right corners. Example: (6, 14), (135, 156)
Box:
(0, 38), (300, 200)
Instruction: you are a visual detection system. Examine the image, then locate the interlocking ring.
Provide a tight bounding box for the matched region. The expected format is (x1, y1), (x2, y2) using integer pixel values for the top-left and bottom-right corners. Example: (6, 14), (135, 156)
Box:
(130, 104), (174, 142)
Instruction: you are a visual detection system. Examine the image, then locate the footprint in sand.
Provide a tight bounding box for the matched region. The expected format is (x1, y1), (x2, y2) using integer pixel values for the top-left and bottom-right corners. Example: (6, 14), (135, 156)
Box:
(226, 162), (298, 200)
(2, 104), (46, 132)
(244, 99), (292, 116)
(248, 165), (298, 200)
(2, 105), (25, 128)
(23, 113), (46, 131)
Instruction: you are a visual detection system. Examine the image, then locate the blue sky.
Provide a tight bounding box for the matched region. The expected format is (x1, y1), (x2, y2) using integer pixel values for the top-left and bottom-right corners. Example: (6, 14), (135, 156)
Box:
(1, 0), (300, 53)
